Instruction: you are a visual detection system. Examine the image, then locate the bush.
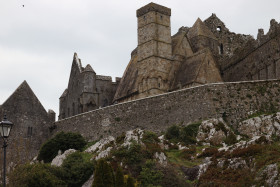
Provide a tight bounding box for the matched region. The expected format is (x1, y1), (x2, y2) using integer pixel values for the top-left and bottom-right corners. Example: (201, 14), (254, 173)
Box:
(165, 123), (201, 145)
(126, 175), (135, 187)
(8, 163), (66, 187)
(115, 166), (125, 187)
(198, 147), (219, 158)
(181, 122), (201, 138)
(142, 131), (159, 144)
(139, 160), (163, 186)
(61, 152), (94, 187)
(165, 125), (180, 140)
(113, 142), (143, 166)
(224, 132), (237, 145)
(159, 166), (190, 187)
(93, 159), (114, 187)
(38, 132), (87, 163)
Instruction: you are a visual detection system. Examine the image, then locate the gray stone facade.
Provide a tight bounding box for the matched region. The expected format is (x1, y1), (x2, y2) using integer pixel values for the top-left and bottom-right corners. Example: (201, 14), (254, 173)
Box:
(59, 53), (120, 120)
(0, 81), (55, 176)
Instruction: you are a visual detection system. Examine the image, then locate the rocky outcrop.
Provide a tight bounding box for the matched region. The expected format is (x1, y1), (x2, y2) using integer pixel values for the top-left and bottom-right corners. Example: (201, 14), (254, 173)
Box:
(51, 149), (76, 166)
(196, 118), (233, 145)
(238, 113), (280, 138)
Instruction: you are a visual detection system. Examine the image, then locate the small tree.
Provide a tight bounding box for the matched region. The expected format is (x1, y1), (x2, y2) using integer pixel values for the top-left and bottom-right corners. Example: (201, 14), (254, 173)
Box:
(92, 159), (114, 187)
(165, 125), (180, 140)
(38, 132), (87, 163)
(115, 166), (125, 187)
(8, 163), (66, 187)
(61, 152), (94, 187)
(126, 175), (135, 187)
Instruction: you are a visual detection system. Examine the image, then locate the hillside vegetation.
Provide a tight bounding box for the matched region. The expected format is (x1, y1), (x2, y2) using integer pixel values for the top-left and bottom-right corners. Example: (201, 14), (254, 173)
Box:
(8, 112), (280, 186)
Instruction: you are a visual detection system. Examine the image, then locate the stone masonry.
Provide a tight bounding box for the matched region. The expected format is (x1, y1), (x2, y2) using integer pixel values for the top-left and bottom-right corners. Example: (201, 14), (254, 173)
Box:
(54, 80), (280, 141)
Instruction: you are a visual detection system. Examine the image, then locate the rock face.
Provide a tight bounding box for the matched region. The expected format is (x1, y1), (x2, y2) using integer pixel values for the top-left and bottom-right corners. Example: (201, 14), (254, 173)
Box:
(51, 149), (76, 167)
(154, 152), (167, 166)
(238, 113), (280, 138)
(85, 136), (115, 153)
(256, 164), (280, 186)
(196, 118), (232, 145)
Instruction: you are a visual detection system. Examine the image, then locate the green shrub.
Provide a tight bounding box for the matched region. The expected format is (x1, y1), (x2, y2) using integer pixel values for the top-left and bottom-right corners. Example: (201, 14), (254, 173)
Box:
(115, 166), (125, 187)
(224, 131), (237, 145)
(159, 166), (190, 187)
(139, 160), (163, 186)
(38, 132), (87, 163)
(165, 125), (180, 140)
(126, 175), (135, 187)
(113, 142), (143, 165)
(142, 131), (159, 144)
(8, 163), (66, 187)
(93, 159), (114, 187)
(61, 152), (94, 187)
(179, 122), (201, 145)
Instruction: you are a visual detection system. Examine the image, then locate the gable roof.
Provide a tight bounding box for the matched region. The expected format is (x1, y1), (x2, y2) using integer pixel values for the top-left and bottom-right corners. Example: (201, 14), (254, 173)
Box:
(2, 81), (48, 115)
(187, 18), (217, 40)
(172, 48), (220, 89)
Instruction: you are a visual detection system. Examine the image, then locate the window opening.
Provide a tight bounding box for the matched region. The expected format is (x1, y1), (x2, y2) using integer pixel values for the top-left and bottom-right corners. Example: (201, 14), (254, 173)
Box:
(27, 127), (33, 137)
(217, 26), (222, 32)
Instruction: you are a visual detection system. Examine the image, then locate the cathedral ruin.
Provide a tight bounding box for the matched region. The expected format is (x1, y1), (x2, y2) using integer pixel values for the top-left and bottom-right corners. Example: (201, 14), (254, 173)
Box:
(59, 2), (280, 119)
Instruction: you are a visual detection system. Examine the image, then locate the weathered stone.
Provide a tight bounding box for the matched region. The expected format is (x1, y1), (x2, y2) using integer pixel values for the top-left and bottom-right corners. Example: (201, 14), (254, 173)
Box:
(51, 149), (76, 167)
(154, 152), (167, 166)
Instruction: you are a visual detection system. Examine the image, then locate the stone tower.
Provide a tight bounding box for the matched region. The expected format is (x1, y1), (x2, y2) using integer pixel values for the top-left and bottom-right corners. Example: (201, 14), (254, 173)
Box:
(136, 3), (173, 97)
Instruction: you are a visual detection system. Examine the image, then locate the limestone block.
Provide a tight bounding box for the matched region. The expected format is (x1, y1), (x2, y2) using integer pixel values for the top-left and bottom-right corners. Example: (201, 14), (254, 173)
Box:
(157, 42), (172, 59)
(138, 40), (157, 61)
(137, 9), (170, 28)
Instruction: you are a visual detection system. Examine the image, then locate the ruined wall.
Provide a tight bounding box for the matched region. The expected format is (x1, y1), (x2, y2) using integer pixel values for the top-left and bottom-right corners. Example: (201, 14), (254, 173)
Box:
(96, 75), (120, 107)
(54, 80), (280, 141)
(59, 53), (120, 119)
(222, 35), (280, 82)
(0, 81), (54, 177)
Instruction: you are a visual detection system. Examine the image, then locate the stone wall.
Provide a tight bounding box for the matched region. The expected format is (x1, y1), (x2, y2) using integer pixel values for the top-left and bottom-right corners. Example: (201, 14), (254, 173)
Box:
(0, 81), (54, 177)
(54, 80), (280, 141)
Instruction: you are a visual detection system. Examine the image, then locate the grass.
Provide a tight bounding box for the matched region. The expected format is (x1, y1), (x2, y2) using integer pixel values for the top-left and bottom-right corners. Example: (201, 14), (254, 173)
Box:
(166, 149), (202, 168)
(82, 140), (99, 151)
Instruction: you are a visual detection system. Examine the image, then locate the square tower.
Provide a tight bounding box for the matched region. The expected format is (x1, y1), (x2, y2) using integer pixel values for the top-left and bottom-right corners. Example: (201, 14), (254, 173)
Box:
(136, 3), (173, 96)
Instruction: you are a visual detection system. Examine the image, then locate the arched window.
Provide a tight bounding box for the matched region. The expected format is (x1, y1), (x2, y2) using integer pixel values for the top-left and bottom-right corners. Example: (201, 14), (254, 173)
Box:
(217, 26), (222, 32)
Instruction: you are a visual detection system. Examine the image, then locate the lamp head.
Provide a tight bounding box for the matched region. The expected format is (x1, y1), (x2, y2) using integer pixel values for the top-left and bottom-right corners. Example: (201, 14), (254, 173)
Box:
(0, 115), (13, 138)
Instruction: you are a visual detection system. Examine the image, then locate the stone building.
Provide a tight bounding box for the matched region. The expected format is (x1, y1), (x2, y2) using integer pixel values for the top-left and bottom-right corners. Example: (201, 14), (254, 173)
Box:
(113, 2), (280, 103)
(60, 2), (280, 115)
(59, 53), (120, 120)
(0, 81), (55, 175)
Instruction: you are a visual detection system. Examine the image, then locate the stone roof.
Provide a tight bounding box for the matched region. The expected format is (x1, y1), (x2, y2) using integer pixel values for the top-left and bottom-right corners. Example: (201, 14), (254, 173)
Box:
(73, 52), (83, 73)
(187, 18), (217, 40)
(1, 80), (48, 113)
(137, 2), (171, 17)
(113, 55), (138, 102)
(60, 89), (68, 98)
(84, 64), (95, 73)
(173, 49), (214, 88)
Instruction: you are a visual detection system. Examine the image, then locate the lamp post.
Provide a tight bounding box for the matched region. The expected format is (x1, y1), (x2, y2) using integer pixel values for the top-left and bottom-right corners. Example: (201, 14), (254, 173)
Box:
(0, 115), (13, 187)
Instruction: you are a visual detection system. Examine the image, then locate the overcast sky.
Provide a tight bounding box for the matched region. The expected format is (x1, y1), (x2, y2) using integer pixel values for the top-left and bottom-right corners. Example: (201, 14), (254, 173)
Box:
(0, 0), (279, 118)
